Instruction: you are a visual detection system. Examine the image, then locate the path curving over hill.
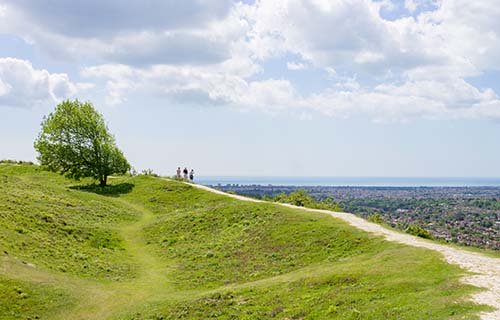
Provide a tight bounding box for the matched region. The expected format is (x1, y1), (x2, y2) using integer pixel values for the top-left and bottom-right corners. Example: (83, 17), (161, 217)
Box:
(191, 183), (500, 320)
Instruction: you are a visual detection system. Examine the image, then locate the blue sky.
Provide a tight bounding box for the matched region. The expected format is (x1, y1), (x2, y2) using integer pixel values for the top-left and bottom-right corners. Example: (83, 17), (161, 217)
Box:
(1, 0), (500, 177)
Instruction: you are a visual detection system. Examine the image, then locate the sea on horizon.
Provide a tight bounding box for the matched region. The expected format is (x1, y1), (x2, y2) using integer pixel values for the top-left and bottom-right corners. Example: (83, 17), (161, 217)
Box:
(196, 176), (500, 187)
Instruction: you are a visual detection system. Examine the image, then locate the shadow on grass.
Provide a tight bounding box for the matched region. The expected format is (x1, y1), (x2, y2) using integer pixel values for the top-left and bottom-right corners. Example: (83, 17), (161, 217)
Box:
(70, 183), (135, 197)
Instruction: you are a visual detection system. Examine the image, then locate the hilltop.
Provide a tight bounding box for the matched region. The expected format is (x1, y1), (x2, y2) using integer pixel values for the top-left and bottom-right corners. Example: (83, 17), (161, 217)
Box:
(0, 164), (495, 319)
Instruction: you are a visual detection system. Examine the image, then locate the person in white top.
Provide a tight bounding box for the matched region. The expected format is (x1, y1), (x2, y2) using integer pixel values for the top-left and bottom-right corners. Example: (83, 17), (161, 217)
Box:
(189, 169), (194, 181)
(176, 167), (181, 179)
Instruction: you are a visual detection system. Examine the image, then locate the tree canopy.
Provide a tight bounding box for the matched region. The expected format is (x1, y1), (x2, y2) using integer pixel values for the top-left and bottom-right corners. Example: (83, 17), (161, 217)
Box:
(34, 100), (130, 186)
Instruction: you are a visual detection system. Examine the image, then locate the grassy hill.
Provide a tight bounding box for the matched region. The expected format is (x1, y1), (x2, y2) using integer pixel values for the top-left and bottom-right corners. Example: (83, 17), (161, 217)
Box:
(0, 164), (489, 319)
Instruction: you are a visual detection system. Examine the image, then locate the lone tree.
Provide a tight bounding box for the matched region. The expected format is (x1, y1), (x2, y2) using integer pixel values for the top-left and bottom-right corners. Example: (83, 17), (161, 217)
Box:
(34, 100), (130, 186)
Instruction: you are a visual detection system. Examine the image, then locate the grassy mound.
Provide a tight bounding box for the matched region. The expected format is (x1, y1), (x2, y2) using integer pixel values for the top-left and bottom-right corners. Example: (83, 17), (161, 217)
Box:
(130, 177), (383, 289)
(0, 164), (488, 319)
(0, 164), (139, 280)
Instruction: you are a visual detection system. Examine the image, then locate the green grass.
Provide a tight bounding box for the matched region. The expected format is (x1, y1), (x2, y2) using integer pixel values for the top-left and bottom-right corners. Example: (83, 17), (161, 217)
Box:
(0, 164), (492, 319)
(0, 275), (75, 320)
(0, 165), (139, 280)
(136, 179), (383, 289)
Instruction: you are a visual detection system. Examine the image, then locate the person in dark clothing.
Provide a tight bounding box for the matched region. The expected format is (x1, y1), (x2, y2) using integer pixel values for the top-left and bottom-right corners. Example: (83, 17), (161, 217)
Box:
(183, 167), (188, 180)
(189, 169), (194, 181)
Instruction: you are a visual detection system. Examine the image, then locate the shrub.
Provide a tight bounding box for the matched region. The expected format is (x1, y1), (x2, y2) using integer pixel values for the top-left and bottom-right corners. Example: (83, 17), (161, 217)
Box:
(128, 167), (138, 176)
(286, 189), (313, 207)
(368, 213), (385, 224)
(273, 190), (342, 211)
(0, 159), (35, 165)
(405, 224), (433, 239)
(140, 169), (158, 177)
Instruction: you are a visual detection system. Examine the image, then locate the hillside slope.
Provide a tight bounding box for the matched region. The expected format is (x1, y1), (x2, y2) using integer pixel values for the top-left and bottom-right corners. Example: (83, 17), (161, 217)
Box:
(0, 164), (491, 319)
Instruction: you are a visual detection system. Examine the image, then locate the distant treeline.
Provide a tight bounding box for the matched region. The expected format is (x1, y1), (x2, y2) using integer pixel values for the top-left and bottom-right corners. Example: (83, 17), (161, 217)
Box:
(262, 189), (342, 212)
(0, 159), (35, 165)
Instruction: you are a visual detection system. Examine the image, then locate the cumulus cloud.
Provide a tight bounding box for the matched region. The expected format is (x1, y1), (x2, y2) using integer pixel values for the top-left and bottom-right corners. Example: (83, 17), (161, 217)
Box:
(81, 63), (297, 111)
(3, 0), (500, 121)
(0, 58), (88, 108)
(80, 61), (500, 122)
(287, 61), (307, 70)
(0, 0), (240, 66)
(73, 0), (500, 120)
(404, 0), (417, 13)
(246, 0), (449, 76)
(308, 77), (500, 121)
(239, 0), (500, 119)
(429, 1), (500, 71)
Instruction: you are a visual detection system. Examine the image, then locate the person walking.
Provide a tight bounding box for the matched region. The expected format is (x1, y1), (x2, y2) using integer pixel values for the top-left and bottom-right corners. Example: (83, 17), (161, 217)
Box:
(176, 167), (181, 180)
(189, 169), (194, 181)
(183, 167), (188, 180)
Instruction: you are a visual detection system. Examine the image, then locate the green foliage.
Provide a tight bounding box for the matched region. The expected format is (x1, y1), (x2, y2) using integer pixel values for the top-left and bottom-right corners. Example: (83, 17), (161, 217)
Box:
(405, 224), (434, 239)
(140, 168), (158, 177)
(0, 159), (35, 165)
(368, 213), (385, 224)
(33, 99), (130, 186)
(471, 198), (500, 210)
(337, 195), (499, 250)
(273, 189), (342, 211)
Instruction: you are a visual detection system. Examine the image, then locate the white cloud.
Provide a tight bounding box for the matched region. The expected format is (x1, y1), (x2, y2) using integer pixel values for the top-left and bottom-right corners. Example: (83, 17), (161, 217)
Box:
(235, 0), (500, 120)
(81, 61), (500, 122)
(0, 0), (242, 67)
(81, 63), (297, 111)
(287, 61), (307, 70)
(4, 0), (500, 121)
(247, 1), (387, 67)
(0, 58), (88, 108)
(306, 78), (500, 122)
(428, 0), (500, 71)
(404, 0), (417, 13)
(354, 51), (385, 64)
(0, 78), (10, 96)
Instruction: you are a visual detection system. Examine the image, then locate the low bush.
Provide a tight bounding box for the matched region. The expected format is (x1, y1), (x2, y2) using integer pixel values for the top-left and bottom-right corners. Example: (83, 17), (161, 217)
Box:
(0, 159), (34, 165)
(140, 169), (158, 177)
(405, 224), (433, 239)
(368, 213), (385, 224)
(273, 189), (342, 211)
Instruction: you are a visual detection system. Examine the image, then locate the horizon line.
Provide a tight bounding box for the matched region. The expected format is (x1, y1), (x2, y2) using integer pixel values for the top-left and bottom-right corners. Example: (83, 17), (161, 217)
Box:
(196, 175), (500, 179)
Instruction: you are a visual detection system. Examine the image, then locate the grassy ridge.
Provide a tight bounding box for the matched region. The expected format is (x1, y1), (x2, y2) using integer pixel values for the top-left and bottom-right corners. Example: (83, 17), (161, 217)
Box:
(0, 164), (488, 319)
(130, 177), (384, 289)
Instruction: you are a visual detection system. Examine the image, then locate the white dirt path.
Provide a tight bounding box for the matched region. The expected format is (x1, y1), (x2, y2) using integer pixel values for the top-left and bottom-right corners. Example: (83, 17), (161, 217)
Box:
(191, 183), (500, 320)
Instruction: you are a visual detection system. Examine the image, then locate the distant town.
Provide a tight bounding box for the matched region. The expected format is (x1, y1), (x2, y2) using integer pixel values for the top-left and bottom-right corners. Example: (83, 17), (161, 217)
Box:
(211, 184), (500, 250)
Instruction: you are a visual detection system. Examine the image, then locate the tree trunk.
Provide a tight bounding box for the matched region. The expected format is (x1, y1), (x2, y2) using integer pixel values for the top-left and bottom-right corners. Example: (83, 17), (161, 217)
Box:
(100, 175), (107, 187)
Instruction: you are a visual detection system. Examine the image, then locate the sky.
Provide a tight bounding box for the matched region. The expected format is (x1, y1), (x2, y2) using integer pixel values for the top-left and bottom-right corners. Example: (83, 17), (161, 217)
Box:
(1, 0), (500, 177)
